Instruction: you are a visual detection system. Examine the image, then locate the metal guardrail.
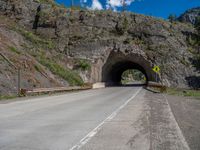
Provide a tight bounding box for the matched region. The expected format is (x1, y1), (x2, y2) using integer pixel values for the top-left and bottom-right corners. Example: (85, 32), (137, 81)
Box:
(20, 85), (92, 96)
(147, 81), (167, 92)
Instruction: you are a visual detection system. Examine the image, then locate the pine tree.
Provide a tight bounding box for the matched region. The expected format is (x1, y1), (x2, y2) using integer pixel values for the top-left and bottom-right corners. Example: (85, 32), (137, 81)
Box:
(168, 14), (176, 23)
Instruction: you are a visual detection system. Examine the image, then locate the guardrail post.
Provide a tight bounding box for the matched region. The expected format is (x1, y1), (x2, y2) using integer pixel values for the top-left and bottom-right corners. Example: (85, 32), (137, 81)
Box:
(18, 68), (21, 96)
(156, 73), (158, 82)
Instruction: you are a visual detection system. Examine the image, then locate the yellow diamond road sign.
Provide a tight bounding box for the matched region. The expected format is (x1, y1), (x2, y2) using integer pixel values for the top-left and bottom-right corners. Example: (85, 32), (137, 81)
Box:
(152, 66), (160, 73)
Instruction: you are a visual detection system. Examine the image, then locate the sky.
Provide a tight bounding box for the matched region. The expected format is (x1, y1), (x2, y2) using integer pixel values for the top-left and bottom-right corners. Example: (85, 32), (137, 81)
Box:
(56, 0), (200, 19)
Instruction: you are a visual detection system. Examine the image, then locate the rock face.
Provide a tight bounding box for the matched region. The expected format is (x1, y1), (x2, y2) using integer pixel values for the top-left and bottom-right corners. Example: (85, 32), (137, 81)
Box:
(0, 0), (200, 95)
(178, 7), (200, 24)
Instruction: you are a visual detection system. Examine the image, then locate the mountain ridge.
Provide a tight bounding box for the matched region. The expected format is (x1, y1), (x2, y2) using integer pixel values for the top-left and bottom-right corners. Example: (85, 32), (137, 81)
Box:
(178, 7), (200, 24)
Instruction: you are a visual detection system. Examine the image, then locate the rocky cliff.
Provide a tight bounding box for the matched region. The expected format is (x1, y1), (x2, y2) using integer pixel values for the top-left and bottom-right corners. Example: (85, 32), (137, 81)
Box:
(178, 7), (200, 24)
(0, 0), (199, 96)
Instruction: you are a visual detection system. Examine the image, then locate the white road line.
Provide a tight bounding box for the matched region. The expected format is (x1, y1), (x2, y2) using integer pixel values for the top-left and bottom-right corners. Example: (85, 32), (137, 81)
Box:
(163, 94), (190, 150)
(69, 87), (142, 150)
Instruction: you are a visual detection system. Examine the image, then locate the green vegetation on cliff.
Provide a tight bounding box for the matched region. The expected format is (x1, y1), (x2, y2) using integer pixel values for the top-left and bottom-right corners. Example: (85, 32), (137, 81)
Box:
(38, 56), (84, 86)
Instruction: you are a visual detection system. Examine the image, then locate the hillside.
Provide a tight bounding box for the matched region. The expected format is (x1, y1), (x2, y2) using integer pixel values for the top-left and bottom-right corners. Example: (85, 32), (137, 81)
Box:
(0, 0), (199, 97)
(178, 7), (200, 24)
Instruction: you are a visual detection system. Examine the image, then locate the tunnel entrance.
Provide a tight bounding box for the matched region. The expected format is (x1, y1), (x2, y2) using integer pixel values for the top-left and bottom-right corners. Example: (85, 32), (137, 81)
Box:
(102, 60), (149, 86)
(101, 51), (156, 86)
(121, 69), (146, 86)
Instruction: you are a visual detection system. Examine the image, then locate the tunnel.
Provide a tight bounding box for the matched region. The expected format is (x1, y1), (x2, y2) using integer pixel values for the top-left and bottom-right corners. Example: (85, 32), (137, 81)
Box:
(101, 51), (156, 86)
(103, 61), (148, 85)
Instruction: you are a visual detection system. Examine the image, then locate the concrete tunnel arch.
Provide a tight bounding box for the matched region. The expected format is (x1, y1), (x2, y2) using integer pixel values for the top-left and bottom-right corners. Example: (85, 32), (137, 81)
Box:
(101, 51), (157, 85)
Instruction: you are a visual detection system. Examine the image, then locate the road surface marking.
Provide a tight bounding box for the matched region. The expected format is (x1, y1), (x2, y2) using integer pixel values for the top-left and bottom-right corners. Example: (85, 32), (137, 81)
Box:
(69, 87), (142, 150)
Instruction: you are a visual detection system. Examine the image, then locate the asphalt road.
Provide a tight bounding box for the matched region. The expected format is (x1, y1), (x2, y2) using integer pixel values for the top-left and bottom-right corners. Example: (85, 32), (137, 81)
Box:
(0, 87), (190, 150)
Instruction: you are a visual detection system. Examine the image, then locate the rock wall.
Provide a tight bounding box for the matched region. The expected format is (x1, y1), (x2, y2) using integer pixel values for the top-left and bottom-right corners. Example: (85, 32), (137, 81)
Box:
(0, 0), (200, 89)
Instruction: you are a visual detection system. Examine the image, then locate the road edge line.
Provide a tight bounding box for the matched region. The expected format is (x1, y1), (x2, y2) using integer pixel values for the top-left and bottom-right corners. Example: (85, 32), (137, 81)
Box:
(163, 94), (190, 150)
(69, 87), (142, 150)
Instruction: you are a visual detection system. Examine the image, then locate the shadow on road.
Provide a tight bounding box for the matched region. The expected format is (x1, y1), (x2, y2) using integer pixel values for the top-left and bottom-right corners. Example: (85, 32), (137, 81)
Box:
(143, 87), (160, 93)
(106, 83), (161, 94)
(106, 83), (146, 87)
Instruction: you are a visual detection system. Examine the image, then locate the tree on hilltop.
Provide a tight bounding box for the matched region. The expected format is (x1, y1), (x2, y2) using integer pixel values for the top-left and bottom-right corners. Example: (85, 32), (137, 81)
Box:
(168, 14), (177, 23)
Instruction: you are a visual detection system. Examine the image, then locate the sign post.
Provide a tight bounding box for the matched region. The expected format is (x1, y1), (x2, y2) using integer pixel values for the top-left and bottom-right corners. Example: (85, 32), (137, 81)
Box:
(152, 66), (160, 82)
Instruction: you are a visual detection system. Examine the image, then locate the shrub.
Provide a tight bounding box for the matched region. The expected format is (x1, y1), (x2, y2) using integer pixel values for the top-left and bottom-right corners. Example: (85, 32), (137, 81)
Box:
(75, 59), (91, 71)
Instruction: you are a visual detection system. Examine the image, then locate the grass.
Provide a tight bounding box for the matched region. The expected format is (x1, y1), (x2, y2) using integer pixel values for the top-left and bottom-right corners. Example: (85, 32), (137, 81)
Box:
(34, 64), (44, 73)
(9, 46), (21, 54)
(38, 56), (84, 86)
(0, 95), (17, 100)
(14, 27), (55, 49)
(23, 31), (54, 49)
(166, 88), (200, 99)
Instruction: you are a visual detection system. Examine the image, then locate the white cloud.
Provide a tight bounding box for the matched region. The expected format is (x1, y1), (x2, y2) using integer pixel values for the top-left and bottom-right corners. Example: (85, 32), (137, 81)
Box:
(126, 0), (135, 5)
(80, 0), (87, 6)
(106, 0), (136, 10)
(82, 0), (138, 11)
(91, 0), (103, 10)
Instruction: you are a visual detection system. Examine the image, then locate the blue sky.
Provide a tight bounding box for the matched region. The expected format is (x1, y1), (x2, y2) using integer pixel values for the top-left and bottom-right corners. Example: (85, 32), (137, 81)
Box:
(56, 0), (200, 19)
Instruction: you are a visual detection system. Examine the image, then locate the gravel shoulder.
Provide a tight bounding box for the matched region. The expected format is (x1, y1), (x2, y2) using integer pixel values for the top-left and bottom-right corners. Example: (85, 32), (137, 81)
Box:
(166, 95), (200, 150)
